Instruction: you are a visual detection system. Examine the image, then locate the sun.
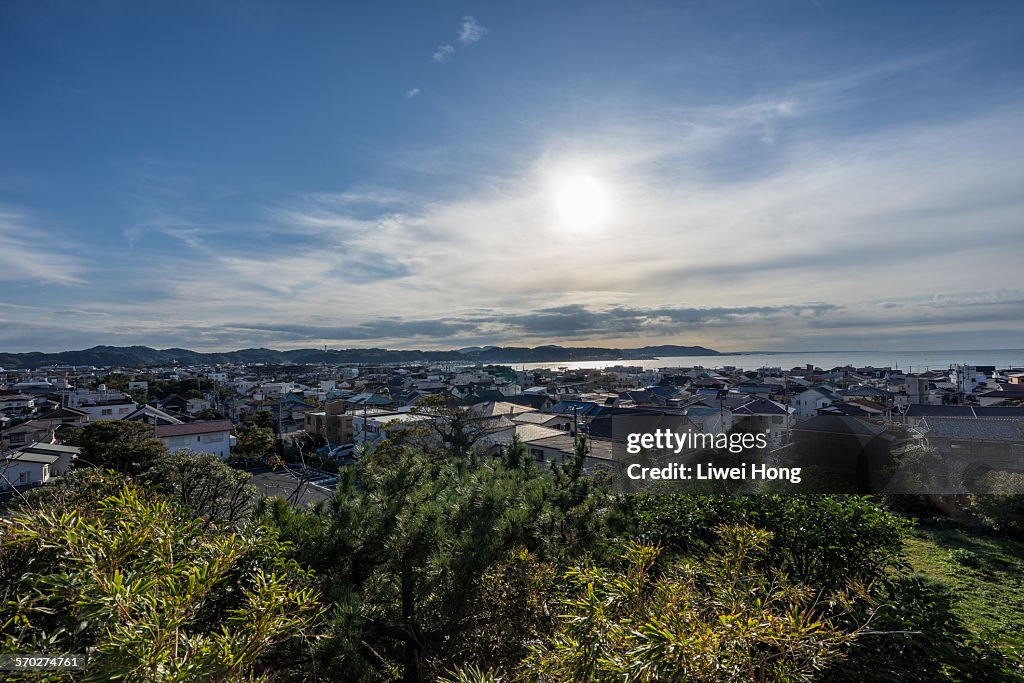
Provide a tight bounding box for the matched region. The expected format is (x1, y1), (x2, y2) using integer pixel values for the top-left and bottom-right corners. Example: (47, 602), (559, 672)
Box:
(554, 173), (610, 231)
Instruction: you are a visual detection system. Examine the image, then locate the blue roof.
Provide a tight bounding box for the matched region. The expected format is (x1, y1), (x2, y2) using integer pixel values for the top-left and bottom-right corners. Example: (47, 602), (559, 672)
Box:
(548, 400), (600, 416)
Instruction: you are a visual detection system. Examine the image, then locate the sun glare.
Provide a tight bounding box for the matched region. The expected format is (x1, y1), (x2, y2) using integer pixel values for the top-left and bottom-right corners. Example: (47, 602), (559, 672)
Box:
(554, 173), (610, 231)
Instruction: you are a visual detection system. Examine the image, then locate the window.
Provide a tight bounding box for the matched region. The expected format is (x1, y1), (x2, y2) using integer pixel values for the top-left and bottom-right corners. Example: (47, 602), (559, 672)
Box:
(101, 409), (113, 416)
(10, 433), (26, 444)
(772, 416), (783, 424)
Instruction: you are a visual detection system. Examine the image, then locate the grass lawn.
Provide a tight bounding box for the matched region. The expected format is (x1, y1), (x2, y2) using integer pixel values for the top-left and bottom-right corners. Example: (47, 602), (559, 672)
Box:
(903, 520), (1024, 668)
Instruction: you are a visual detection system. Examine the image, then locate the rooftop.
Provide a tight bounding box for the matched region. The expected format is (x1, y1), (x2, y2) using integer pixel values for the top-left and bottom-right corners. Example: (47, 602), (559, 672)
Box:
(154, 420), (233, 438)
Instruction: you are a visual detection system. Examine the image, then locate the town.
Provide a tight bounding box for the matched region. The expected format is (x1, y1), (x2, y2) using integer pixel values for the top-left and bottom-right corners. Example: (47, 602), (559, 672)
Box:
(4, 353), (1023, 500)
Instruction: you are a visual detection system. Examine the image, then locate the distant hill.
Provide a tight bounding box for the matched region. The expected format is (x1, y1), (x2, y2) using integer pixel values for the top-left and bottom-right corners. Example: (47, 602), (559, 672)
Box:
(0, 343), (721, 369)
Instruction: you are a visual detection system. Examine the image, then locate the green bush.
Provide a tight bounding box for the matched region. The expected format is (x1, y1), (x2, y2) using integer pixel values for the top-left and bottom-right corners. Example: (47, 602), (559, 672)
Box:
(633, 494), (909, 589)
(0, 472), (322, 681)
(968, 471), (1024, 540)
(519, 527), (860, 683)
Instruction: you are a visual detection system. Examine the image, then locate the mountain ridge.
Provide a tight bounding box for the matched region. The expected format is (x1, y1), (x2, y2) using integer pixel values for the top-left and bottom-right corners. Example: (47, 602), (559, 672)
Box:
(0, 344), (722, 369)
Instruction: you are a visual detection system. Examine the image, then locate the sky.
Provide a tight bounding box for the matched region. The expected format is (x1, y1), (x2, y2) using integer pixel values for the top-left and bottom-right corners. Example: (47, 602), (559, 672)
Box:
(2, 1), (1024, 353)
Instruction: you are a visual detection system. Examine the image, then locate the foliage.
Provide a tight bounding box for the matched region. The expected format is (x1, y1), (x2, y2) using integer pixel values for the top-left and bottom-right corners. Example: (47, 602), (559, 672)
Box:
(63, 420), (169, 475)
(968, 471), (1024, 539)
(633, 494), (908, 589)
(410, 395), (488, 457)
(261, 444), (629, 681)
(898, 523), (1024, 678)
(252, 411), (276, 431)
(520, 528), (861, 682)
(144, 449), (256, 528)
(827, 575), (1015, 682)
(0, 473), (322, 682)
(193, 407), (225, 421)
(452, 549), (558, 674)
(234, 424), (276, 460)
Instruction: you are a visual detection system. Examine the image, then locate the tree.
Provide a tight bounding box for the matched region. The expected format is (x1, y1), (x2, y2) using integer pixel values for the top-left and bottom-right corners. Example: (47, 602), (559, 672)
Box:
(145, 449), (256, 528)
(261, 442), (629, 682)
(253, 411), (276, 431)
(633, 494), (908, 590)
(0, 472), (323, 681)
(503, 433), (528, 469)
(518, 528), (862, 683)
(235, 424), (275, 460)
(410, 395), (487, 458)
(63, 420), (168, 475)
(193, 407), (224, 421)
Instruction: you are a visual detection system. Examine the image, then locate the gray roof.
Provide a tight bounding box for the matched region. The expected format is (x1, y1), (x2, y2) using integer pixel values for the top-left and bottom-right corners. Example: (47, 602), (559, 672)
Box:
(125, 404), (184, 425)
(6, 451), (59, 464)
(511, 411), (564, 425)
(921, 417), (1024, 442)
(906, 405), (1024, 418)
(20, 442), (82, 455)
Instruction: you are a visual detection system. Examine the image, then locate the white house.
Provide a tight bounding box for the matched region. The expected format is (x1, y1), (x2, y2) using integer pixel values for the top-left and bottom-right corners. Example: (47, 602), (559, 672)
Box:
(0, 451), (57, 490)
(0, 393), (35, 414)
(17, 441), (80, 476)
(794, 387), (838, 418)
(154, 419), (235, 460)
(81, 399), (138, 422)
(186, 397), (212, 415)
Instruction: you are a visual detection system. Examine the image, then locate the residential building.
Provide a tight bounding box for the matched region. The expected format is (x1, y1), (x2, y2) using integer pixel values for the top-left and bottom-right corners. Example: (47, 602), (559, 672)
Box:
(154, 420), (234, 460)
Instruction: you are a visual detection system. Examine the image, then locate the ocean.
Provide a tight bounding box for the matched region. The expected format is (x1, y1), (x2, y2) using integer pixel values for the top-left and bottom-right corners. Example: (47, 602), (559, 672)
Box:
(518, 349), (1024, 373)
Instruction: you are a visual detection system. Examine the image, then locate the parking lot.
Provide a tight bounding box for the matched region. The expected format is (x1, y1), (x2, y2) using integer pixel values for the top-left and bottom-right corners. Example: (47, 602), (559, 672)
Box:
(244, 464), (338, 506)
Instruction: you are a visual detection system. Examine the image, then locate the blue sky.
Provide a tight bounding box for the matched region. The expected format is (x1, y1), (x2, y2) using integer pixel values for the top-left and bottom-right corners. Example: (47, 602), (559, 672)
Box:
(2, 1), (1024, 352)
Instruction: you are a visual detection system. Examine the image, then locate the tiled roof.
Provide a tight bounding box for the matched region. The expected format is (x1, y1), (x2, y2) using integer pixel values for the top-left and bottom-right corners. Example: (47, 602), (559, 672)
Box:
(154, 420), (233, 438)
(5, 451), (59, 464)
(921, 417), (1024, 442)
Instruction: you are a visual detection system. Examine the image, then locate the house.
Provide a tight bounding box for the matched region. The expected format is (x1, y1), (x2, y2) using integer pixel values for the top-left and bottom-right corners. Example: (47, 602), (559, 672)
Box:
(510, 411), (572, 431)
(158, 393), (192, 414)
(821, 397), (888, 419)
(467, 401), (536, 419)
(303, 400), (354, 445)
(186, 397), (212, 415)
(31, 406), (90, 430)
(977, 387), (1024, 407)
(80, 398), (137, 422)
(734, 384), (776, 399)
(794, 386), (838, 418)
(352, 411), (432, 447)
(684, 405), (734, 433)
(478, 422), (565, 454)
(154, 420), (234, 460)
(1, 451), (58, 490)
(918, 417), (1024, 473)
(0, 392), (35, 415)
(16, 442), (80, 476)
(1, 420), (55, 450)
(501, 393), (554, 411)
(522, 433), (614, 472)
(789, 416), (899, 492)
(125, 404), (184, 426)
(731, 397), (793, 447)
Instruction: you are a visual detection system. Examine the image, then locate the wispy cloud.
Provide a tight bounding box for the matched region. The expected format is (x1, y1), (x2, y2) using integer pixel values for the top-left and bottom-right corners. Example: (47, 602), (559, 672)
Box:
(0, 207), (86, 285)
(432, 44), (455, 63)
(406, 87), (421, 98)
(6, 49), (1024, 352)
(458, 16), (487, 44)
